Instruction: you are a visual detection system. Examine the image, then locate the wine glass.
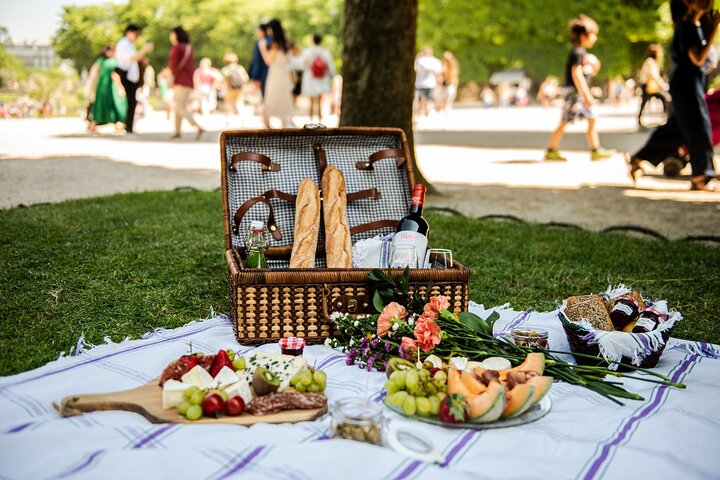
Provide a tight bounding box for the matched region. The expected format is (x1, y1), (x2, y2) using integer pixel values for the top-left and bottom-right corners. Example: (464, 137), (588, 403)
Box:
(390, 245), (419, 269)
(424, 249), (453, 269)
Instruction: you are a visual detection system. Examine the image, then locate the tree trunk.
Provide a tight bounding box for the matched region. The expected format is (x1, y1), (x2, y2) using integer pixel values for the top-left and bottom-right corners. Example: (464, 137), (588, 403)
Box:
(340, 0), (435, 192)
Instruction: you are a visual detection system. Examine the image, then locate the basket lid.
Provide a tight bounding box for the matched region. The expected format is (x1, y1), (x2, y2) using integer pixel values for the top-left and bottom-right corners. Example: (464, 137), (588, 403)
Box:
(220, 127), (416, 254)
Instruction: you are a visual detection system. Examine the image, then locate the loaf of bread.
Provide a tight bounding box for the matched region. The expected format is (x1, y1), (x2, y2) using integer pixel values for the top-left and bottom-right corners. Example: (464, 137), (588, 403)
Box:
(564, 294), (615, 331)
(290, 178), (320, 268)
(322, 166), (352, 268)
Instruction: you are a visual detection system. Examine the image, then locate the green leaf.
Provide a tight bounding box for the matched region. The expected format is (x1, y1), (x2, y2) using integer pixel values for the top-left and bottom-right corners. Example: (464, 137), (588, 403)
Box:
(373, 290), (386, 313)
(458, 312), (490, 335)
(485, 311), (500, 331)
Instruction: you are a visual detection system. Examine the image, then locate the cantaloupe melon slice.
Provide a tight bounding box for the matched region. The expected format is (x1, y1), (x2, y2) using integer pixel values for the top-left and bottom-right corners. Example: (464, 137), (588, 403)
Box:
(502, 383), (536, 418)
(526, 376), (553, 405)
(460, 370), (487, 395)
(499, 352), (546, 382)
(448, 369), (474, 398)
(468, 381), (506, 423)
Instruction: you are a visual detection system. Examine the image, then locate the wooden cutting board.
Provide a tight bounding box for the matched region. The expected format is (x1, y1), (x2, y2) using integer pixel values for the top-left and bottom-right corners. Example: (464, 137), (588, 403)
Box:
(56, 380), (327, 425)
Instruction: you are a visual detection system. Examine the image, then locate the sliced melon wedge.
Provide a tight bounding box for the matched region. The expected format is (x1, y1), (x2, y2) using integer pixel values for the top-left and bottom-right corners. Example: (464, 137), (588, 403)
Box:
(502, 383), (536, 418)
(468, 381), (506, 423)
(526, 375), (553, 406)
(460, 370), (487, 395)
(448, 368), (474, 398)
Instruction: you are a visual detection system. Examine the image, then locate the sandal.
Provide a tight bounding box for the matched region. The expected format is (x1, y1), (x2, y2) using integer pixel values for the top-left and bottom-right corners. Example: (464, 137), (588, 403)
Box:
(690, 176), (715, 191)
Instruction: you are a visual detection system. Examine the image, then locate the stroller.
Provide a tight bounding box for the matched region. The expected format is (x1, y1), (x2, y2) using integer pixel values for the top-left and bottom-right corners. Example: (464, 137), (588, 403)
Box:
(663, 89), (720, 176)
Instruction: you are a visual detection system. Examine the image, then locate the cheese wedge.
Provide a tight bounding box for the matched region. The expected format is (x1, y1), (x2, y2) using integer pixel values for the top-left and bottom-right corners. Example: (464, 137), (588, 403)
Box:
(245, 352), (309, 391)
(210, 366), (240, 389)
(162, 379), (191, 410)
(224, 379), (254, 405)
(181, 365), (213, 389)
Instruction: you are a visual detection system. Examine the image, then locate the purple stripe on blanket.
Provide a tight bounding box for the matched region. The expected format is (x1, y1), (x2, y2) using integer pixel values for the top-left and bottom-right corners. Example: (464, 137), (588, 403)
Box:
(132, 424), (176, 449)
(55, 450), (105, 478)
(5, 421), (34, 433)
(583, 354), (699, 480)
(391, 460), (423, 480)
(699, 341), (720, 358)
(495, 310), (530, 338)
(441, 430), (477, 467)
(315, 353), (346, 370)
(2, 322), (220, 388)
(216, 446), (266, 480)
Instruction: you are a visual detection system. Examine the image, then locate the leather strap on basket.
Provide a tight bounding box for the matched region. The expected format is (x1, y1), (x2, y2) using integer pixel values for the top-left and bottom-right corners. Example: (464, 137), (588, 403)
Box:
(356, 148), (406, 170)
(232, 196), (281, 240)
(350, 219), (398, 235)
(347, 188), (381, 202)
(313, 143), (328, 178)
(229, 152), (281, 172)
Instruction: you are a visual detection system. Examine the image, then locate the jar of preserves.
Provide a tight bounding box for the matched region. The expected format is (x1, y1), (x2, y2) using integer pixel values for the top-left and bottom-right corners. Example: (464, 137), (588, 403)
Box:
(330, 398), (383, 445)
(632, 300), (669, 334)
(279, 337), (306, 356)
(609, 295), (640, 330)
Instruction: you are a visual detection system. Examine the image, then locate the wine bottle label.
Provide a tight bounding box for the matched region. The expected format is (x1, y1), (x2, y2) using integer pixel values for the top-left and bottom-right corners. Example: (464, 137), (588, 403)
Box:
(391, 231), (428, 268)
(612, 303), (634, 316)
(634, 317), (657, 332)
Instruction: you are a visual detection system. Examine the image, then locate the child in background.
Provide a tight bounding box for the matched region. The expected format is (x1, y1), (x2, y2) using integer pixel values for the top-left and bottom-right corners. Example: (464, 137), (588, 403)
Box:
(545, 14), (614, 161)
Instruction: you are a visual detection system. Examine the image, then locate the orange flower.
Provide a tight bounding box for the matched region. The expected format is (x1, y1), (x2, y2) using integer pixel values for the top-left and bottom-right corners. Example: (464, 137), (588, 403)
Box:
(413, 313), (442, 351)
(377, 302), (408, 337)
(401, 336), (417, 352)
(424, 295), (450, 316)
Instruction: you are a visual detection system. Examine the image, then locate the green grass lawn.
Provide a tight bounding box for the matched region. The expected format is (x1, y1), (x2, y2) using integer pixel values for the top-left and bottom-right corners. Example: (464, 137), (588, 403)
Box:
(1, 190), (718, 376)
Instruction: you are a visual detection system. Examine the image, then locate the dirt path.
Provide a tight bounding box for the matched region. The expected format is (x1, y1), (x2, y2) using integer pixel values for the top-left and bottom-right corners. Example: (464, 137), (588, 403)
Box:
(1, 106), (717, 240)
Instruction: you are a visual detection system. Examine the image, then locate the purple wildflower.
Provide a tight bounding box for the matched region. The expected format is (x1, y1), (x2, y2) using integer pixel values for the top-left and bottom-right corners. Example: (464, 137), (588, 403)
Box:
(398, 344), (408, 360)
(384, 341), (391, 353)
(370, 337), (380, 349)
(360, 337), (370, 349)
(367, 356), (376, 371)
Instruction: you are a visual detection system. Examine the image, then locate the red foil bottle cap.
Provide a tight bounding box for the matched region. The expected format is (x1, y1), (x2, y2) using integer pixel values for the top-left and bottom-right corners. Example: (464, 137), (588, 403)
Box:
(411, 184), (426, 206)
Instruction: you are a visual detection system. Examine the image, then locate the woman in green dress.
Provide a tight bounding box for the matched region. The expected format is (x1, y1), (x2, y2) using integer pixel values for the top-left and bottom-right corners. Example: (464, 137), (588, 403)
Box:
(89, 44), (128, 131)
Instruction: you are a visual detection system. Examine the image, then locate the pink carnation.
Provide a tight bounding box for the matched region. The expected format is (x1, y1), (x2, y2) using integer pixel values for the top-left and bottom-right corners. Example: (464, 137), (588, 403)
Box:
(413, 313), (442, 351)
(377, 302), (407, 337)
(401, 336), (417, 352)
(424, 295), (450, 316)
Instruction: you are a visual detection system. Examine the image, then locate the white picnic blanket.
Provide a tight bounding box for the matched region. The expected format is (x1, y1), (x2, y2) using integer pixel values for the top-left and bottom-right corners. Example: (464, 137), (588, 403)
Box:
(1, 302), (719, 480)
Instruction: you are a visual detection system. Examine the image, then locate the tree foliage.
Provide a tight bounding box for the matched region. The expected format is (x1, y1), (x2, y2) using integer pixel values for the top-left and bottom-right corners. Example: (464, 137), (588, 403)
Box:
(52, 0), (343, 73)
(0, 43), (27, 87)
(417, 0), (670, 83)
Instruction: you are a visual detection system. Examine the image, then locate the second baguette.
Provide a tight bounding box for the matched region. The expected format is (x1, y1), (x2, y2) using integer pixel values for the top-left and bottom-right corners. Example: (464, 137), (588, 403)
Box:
(322, 166), (352, 268)
(290, 178), (321, 268)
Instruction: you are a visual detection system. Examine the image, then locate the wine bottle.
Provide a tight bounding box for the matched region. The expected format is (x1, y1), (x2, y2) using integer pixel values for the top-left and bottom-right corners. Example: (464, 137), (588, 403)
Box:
(391, 184), (429, 268)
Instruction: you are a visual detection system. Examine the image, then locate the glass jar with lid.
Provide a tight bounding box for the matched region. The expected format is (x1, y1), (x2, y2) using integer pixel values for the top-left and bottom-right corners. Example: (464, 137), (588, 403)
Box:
(511, 328), (549, 349)
(330, 398), (383, 445)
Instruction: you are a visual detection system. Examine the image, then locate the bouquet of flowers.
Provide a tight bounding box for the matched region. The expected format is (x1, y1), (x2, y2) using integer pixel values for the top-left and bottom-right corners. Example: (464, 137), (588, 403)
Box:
(327, 268), (685, 405)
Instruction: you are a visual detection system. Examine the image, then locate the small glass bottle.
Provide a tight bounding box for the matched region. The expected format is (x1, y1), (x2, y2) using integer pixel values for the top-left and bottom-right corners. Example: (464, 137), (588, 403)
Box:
(330, 398), (383, 445)
(609, 295), (640, 330)
(632, 300), (669, 333)
(245, 220), (268, 268)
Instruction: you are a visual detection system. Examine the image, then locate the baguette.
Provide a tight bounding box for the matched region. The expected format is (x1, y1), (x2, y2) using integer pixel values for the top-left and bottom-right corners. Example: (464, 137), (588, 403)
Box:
(322, 166), (352, 268)
(290, 178), (321, 268)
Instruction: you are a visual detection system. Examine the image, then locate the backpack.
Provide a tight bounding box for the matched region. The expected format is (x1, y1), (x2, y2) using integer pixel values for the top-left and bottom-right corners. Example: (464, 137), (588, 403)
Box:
(310, 55), (328, 79)
(228, 66), (247, 89)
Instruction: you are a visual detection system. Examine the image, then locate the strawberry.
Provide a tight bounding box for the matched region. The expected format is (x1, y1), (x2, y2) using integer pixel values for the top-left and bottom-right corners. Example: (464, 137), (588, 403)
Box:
(178, 354), (199, 370)
(438, 393), (470, 424)
(209, 349), (234, 377)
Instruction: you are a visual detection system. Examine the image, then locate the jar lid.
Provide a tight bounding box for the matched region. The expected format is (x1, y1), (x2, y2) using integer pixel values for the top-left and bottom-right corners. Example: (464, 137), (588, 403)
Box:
(511, 328), (549, 338)
(280, 337), (306, 350)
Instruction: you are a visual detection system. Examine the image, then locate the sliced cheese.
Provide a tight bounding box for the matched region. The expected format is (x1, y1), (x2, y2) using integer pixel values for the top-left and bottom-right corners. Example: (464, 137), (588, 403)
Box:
(245, 352), (308, 391)
(449, 357), (469, 372)
(181, 365), (214, 389)
(210, 366), (240, 389)
(162, 379), (191, 410)
(224, 379), (254, 405)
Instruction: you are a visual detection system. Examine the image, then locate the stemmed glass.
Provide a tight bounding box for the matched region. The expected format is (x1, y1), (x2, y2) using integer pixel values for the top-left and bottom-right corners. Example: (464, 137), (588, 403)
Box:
(390, 245), (419, 268)
(424, 249), (453, 269)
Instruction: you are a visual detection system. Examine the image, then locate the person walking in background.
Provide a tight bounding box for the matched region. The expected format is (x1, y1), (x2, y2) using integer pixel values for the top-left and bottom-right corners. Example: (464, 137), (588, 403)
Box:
(157, 68), (174, 121)
(287, 42), (303, 106)
(87, 44), (127, 132)
(440, 51), (460, 112)
(414, 47), (442, 119)
(193, 58), (224, 116)
(221, 53), (249, 117)
(545, 15), (614, 161)
(300, 34), (335, 122)
(637, 44), (670, 128)
(163, 26), (203, 140)
(628, 0), (719, 191)
(259, 19), (294, 128)
(114, 24), (152, 135)
(249, 23), (270, 98)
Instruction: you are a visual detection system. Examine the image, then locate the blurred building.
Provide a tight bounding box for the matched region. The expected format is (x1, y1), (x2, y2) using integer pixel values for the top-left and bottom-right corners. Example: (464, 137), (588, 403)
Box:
(3, 40), (57, 70)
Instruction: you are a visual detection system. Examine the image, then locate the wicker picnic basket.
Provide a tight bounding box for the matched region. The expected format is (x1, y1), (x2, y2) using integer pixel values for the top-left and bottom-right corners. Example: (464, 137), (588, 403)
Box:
(220, 127), (470, 345)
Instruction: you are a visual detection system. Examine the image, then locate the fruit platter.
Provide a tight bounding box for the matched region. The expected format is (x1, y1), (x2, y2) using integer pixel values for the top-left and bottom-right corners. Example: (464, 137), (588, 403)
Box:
(57, 347), (329, 425)
(382, 353), (552, 429)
